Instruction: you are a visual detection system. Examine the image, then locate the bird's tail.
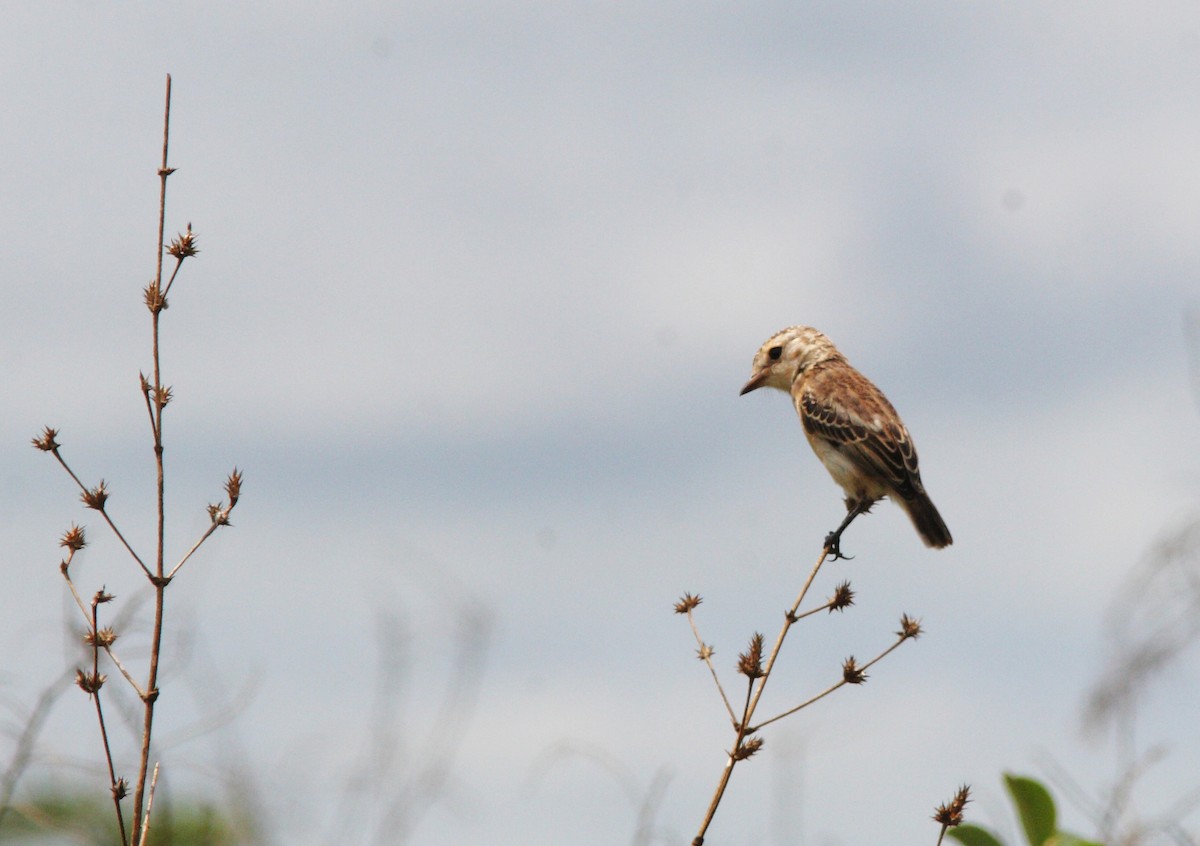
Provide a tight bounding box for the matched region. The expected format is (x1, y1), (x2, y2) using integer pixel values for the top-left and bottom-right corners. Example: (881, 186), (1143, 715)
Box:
(900, 492), (952, 548)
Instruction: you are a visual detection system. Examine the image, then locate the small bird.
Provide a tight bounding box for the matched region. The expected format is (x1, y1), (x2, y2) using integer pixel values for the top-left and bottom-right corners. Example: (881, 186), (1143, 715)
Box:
(740, 325), (951, 554)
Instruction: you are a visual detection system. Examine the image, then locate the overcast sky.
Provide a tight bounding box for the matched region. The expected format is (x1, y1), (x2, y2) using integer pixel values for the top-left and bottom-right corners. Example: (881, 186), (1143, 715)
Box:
(3, 4), (1200, 845)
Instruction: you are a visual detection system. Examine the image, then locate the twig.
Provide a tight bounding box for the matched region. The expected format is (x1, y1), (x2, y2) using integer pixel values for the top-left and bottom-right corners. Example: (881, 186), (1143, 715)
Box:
(675, 595), (737, 726)
(684, 540), (922, 843)
(46, 449), (154, 580)
(33, 73), (236, 846)
(688, 546), (832, 845)
(139, 763), (161, 846)
(130, 71), (174, 846)
(86, 594), (129, 846)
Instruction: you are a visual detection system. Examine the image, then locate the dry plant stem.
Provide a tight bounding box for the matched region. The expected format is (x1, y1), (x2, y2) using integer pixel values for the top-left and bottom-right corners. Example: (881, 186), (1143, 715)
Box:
(753, 633), (909, 731)
(130, 73), (173, 846)
(683, 607), (737, 725)
(49, 450), (153, 580)
(691, 546), (831, 845)
(139, 762), (160, 846)
(166, 518), (223, 581)
(60, 561), (146, 696)
(91, 603), (129, 846)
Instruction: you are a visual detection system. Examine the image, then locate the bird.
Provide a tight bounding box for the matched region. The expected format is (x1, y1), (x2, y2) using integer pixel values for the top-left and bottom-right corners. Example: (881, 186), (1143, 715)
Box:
(740, 325), (951, 555)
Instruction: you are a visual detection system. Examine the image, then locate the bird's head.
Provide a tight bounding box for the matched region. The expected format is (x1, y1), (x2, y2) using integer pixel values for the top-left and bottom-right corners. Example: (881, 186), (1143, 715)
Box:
(740, 325), (840, 395)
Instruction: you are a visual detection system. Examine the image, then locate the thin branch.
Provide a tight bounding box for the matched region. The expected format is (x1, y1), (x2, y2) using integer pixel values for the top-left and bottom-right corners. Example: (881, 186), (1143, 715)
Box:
(689, 546), (831, 845)
(139, 763), (161, 846)
(166, 517), (222, 581)
(752, 629), (913, 731)
(89, 599), (129, 846)
(679, 602), (737, 726)
(131, 71), (173, 846)
(48, 450), (153, 580)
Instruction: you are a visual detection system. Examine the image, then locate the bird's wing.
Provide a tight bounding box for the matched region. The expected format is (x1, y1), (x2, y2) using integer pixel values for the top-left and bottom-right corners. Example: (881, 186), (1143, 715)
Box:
(796, 364), (922, 499)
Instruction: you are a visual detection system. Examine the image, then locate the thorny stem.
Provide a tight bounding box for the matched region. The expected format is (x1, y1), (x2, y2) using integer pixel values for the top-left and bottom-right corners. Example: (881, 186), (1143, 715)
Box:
(131, 72), (173, 846)
(91, 601), (129, 846)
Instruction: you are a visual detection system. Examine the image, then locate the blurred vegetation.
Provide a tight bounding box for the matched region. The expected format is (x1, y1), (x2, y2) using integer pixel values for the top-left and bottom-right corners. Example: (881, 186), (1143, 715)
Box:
(949, 774), (1103, 846)
(0, 784), (254, 845)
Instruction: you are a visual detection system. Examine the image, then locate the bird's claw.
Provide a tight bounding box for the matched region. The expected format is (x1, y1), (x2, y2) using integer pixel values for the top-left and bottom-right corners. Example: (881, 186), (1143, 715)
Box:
(823, 531), (854, 561)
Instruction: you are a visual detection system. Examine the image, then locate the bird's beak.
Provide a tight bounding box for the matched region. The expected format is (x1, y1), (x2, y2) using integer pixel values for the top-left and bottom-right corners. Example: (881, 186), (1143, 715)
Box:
(740, 370), (768, 395)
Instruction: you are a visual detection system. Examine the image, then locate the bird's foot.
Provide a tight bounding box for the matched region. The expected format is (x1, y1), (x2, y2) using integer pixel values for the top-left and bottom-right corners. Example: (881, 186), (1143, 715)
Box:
(823, 530), (854, 561)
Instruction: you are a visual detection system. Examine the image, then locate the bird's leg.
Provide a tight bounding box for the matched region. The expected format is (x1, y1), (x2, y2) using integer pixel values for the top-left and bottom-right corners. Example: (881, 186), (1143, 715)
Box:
(824, 499), (874, 560)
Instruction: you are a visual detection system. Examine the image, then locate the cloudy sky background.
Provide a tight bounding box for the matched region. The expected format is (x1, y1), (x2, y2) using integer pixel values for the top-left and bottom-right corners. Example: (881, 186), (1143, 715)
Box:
(3, 3), (1200, 844)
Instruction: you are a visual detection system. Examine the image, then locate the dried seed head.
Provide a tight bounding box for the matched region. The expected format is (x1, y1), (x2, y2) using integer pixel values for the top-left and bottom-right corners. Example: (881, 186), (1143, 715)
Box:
(897, 613), (923, 641)
(673, 592), (702, 614)
(84, 627), (118, 648)
(933, 784), (971, 827)
(143, 281), (167, 312)
(75, 668), (107, 695)
(31, 426), (61, 452)
(828, 580), (855, 612)
(93, 588), (115, 605)
(733, 737), (764, 761)
(167, 223), (199, 259)
(207, 502), (231, 525)
(140, 372), (152, 395)
(81, 481), (109, 511)
(112, 778), (128, 801)
(225, 467), (242, 507)
(59, 523), (87, 552)
(737, 633), (765, 679)
(842, 656), (867, 685)
(696, 644), (714, 661)
(154, 384), (173, 407)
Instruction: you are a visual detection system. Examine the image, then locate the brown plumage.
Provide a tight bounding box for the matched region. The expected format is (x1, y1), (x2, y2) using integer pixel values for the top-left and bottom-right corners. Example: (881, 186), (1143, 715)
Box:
(740, 325), (951, 549)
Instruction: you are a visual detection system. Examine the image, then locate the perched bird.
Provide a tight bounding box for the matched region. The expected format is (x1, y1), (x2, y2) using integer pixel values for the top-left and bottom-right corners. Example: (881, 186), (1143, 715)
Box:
(740, 325), (952, 553)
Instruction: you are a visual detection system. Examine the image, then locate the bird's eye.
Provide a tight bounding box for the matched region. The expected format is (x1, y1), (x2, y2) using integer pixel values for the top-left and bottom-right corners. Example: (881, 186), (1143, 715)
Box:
(768, 346), (783, 360)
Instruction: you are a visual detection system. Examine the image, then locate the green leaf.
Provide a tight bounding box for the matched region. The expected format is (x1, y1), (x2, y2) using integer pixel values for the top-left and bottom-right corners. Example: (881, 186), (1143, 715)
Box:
(947, 824), (1007, 846)
(1004, 774), (1057, 845)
